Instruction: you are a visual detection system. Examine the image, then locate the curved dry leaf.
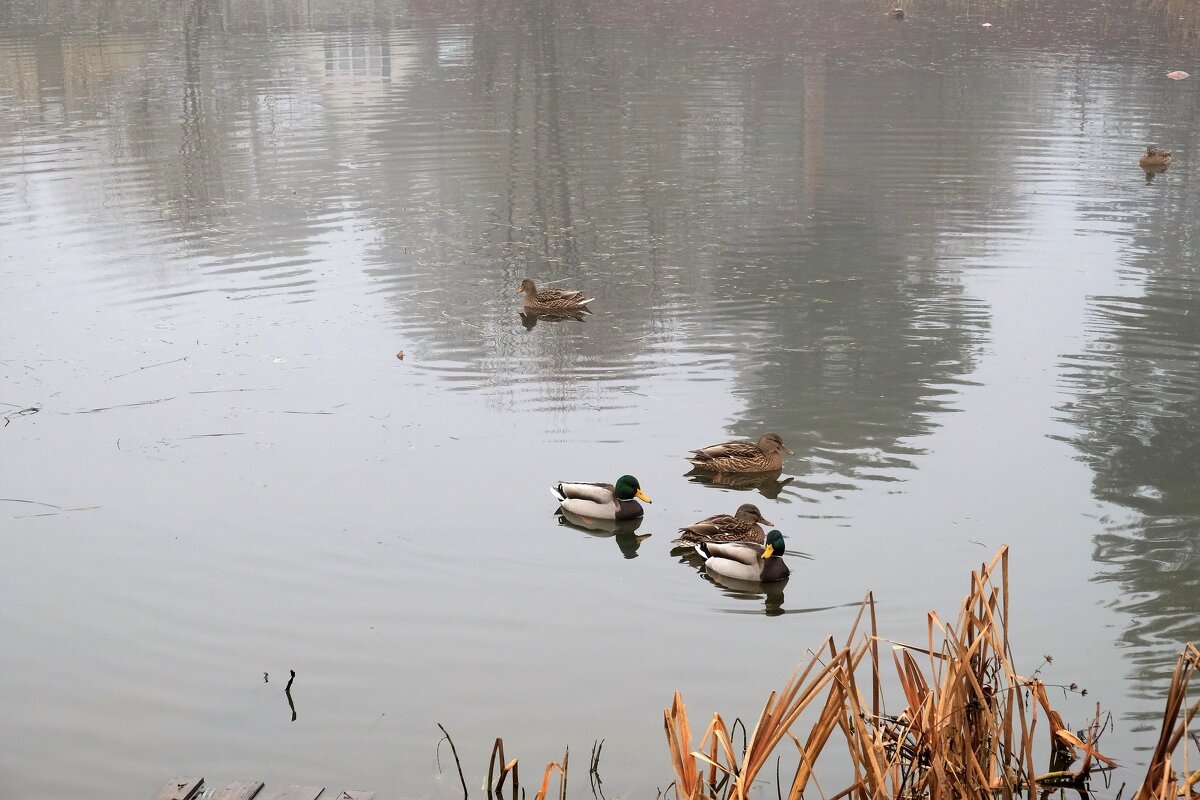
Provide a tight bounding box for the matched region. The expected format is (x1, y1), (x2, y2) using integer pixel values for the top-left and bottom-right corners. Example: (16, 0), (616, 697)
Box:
(1167, 70), (1189, 80)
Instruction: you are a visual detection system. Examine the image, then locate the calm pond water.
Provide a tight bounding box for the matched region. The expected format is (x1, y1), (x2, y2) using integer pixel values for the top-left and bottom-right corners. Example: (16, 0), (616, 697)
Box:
(1, 0), (1197, 797)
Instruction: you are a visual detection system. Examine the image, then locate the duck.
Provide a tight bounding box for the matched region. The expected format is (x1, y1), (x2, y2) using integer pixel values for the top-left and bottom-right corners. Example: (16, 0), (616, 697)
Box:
(518, 278), (594, 314)
(697, 530), (790, 583)
(551, 475), (651, 520)
(1139, 145), (1172, 170)
(889, 4), (904, 20)
(687, 432), (794, 473)
(672, 503), (773, 548)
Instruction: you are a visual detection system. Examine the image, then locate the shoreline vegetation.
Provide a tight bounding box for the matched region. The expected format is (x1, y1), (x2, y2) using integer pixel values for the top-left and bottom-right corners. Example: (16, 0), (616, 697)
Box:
(442, 548), (1198, 799)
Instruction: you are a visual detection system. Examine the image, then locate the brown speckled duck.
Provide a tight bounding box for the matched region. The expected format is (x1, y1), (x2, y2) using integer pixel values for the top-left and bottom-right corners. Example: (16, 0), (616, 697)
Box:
(517, 278), (594, 314)
(672, 503), (773, 548)
(1139, 145), (1172, 170)
(687, 432), (794, 473)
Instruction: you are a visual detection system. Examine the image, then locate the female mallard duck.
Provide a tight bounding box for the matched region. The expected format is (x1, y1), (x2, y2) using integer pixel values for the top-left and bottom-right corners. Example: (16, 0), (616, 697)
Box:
(697, 530), (790, 583)
(552, 475), (651, 520)
(1139, 145), (1172, 170)
(687, 432), (794, 473)
(672, 503), (773, 548)
(518, 278), (594, 314)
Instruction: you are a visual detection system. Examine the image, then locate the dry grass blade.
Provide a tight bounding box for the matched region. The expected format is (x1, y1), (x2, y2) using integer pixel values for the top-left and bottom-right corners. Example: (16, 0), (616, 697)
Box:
(731, 649), (846, 800)
(665, 692), (701, 799)
(1133, 643), (1200, 800)
(532, 751), (568, 800)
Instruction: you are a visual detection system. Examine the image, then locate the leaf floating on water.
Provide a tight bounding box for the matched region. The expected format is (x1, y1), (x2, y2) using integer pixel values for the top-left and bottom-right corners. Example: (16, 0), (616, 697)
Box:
(1167, 70), (1189, 80)
(396, 350), (405, 360)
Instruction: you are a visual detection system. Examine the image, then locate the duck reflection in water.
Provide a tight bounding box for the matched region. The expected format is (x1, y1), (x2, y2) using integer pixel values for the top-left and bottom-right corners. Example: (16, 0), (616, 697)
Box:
(520, 309), (589, 330)
(705, 571), (790, 617)
(555, 508), (651, 559)
(685, 467), (795, 499)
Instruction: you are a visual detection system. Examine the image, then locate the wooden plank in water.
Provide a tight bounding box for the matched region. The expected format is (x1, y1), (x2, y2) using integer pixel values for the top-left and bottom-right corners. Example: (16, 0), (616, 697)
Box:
(212, 779), (265, 800)
(266, 787), (324, 800)
(153, 776), (204, 800)
(332, 791), (376, 800)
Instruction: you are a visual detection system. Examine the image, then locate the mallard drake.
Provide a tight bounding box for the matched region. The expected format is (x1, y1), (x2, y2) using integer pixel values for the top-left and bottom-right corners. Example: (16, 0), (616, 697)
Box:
(889, 4), (904, 20)
(672, 503), (773, 548)
(687, 432), (794, 473)
(1139, 145), (1172, 170)
(551, 475), (651, 520)
(697, 530), (790, 583)
(518, 278), (594, 314)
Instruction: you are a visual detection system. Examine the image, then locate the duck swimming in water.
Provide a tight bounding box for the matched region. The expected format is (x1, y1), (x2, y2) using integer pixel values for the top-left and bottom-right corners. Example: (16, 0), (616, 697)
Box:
(687, 432), (794, 473)
(517, 278), (594, 314)
(1139, 145), (1172, 170)
(696, 530), (790, 583)
(551, 475), (651, 520)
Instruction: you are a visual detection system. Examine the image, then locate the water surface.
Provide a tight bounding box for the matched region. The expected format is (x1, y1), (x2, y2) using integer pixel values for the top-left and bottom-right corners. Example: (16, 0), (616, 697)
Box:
(1, 1), (1198, 797)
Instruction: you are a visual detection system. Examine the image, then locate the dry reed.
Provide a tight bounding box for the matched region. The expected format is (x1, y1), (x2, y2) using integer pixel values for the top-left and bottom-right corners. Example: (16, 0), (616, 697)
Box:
(665, 546), (1199, 800)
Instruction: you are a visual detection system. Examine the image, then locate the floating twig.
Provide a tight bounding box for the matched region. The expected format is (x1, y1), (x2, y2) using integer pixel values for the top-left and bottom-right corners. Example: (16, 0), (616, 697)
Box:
(2, 406), (39, 426)
(0, 498), (63, 509)
(108, 357), (188, 380)
(75, 397), (175, 414)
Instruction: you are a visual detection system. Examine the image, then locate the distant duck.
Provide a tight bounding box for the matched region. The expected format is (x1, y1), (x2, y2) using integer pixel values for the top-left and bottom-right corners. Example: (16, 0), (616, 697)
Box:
(889, 4), (905, 20)
(517, 278), (594, 314)
(552, 475), (651, 520)
(687, 432), (794, 473)
(672, 503), (773, 548)
(697, 530), (791, 583)
(1139, 145), (1172, 170)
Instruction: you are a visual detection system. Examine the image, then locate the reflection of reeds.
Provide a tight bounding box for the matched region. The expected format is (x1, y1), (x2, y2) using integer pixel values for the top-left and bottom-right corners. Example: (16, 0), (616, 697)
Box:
(665, 547), (1199, 799)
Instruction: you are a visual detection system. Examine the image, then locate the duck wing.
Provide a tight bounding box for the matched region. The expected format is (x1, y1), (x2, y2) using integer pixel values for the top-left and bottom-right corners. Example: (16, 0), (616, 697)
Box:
(689, 440), (763, 460)
(553, 481), (615, 504)
(672, 514), (763, 547)
(535, 289), (596, 311)
(697, 540), (766, 566)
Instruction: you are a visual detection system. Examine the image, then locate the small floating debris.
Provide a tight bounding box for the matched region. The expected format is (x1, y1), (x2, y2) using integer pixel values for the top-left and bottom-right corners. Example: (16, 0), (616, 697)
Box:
(981, 21), (993, 28)
(1167, 70), (1189, 80)
(395, 350), (405, 360)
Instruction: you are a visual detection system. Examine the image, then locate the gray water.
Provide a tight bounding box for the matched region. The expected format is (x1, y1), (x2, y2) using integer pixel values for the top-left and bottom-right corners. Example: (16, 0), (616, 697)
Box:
(1, 1), (1198, 797)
